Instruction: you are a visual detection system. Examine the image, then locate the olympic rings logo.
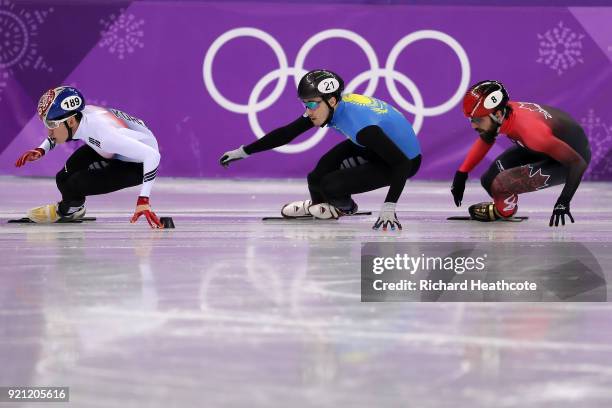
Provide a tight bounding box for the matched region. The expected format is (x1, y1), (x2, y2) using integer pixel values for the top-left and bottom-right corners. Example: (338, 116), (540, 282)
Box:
(203, 27), (471, 154)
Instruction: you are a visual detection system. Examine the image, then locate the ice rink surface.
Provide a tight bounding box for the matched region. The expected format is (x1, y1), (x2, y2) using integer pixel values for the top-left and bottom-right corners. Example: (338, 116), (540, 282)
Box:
(2, 176), (612, 407)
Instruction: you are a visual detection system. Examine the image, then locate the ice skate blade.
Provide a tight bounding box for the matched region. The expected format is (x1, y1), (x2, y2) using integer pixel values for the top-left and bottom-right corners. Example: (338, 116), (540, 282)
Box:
(263, 211), (372, 221)
(446, 215), (528, 222)
(8, 217), (97, 224)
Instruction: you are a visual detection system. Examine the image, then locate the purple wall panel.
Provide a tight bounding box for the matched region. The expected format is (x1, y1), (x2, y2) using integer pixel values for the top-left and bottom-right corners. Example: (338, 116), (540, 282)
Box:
(1, 1), (611, 180)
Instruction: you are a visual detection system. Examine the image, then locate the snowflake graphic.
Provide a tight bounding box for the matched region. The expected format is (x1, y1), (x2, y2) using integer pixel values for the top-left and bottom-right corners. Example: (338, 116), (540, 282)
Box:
(99, 10), (144, 60)
(536, 21), (585, 76)
(0, 0), (53, 100)
(581, 110), (612, 180)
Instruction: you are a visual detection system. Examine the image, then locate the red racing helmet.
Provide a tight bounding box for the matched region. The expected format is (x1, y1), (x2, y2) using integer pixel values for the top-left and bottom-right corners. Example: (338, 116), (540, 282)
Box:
(462, 80), (509, 118)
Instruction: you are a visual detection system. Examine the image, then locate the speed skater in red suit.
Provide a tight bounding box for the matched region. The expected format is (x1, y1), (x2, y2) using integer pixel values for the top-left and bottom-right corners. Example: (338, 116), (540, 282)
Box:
(451, 80), (590, 227)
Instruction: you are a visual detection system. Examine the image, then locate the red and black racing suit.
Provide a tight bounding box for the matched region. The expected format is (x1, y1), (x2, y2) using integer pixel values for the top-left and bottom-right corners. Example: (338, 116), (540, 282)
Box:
(459, 102), (591, 217)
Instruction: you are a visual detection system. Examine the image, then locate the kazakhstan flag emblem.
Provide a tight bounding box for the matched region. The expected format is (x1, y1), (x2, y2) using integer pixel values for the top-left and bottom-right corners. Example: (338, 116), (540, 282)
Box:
(343, 94), (388, 114)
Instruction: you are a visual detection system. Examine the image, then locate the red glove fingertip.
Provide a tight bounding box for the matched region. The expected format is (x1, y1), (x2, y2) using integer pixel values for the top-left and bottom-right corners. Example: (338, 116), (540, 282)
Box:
(146, 211), (163, 229)
(15, 155), (26, 167)
(131, 212), (141, 223)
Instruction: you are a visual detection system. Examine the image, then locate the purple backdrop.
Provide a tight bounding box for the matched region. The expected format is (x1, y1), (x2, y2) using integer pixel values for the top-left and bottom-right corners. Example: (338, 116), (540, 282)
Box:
(1, 1), (611, 180)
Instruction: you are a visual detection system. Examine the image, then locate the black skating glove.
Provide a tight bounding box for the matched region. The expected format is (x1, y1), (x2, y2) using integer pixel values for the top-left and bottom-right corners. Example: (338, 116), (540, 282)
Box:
(451, 171), (468, 207)
(549, 199), (575, 227)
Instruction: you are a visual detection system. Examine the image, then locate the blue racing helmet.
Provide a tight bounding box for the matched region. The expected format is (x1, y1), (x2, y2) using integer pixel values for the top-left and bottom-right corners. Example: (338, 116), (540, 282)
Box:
(37, 86), (85, 129)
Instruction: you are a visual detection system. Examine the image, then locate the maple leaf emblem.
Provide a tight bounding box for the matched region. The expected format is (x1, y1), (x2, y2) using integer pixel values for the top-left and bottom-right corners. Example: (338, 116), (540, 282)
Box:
(528, 166), (551, 190)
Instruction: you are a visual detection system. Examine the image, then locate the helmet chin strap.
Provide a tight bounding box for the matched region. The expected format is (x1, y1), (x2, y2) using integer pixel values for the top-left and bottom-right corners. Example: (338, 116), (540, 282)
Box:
(488, 108), (506, 135)
(488, 108), (505, 126)
(320, 98), (335, 128)
(64, 121), (74, 141)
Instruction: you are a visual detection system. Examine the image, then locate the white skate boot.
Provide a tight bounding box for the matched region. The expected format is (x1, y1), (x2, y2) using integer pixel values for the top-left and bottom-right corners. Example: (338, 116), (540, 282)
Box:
(308, 203), (341, 220)
(281, 200), (312, 218)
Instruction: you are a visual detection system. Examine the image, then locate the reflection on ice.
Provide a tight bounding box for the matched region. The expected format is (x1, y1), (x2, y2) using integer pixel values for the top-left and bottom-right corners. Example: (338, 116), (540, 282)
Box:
(1, 177), (612, 407)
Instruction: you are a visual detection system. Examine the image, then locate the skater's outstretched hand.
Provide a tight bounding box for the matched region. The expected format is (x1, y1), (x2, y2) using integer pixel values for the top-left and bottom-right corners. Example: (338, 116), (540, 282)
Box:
(131, 196), (163, 228)
(373, 202), (402, 231)
(15, 148), (45, 167)
(219, 145), (249, 168)
(549, 200), (574, 227)
(451, 171), (468, 207)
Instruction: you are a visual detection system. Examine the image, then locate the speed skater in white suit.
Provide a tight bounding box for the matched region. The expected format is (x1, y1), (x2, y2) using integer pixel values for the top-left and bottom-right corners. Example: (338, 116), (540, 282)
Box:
(15, 86), (163, 228)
